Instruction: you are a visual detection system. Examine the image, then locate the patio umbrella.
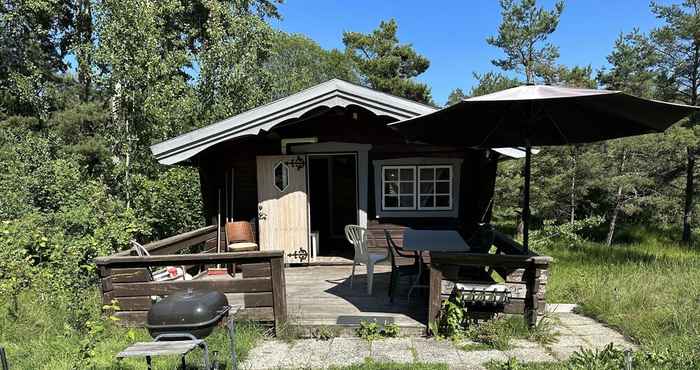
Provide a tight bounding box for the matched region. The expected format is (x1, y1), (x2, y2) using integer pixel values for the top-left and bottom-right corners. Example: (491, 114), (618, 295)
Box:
(391, 85), (699, 251)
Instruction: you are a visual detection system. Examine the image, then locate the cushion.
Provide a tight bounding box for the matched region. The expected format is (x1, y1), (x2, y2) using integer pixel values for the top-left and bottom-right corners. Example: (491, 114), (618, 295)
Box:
(227, 242), (258, 252)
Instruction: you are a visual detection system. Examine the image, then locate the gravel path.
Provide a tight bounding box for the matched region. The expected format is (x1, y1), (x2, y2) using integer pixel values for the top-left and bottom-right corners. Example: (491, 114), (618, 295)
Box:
(240, 313), (637, 369)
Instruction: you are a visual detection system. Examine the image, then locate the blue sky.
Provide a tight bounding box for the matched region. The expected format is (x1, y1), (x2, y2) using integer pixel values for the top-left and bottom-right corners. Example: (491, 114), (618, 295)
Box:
(271, 0), (664, 106)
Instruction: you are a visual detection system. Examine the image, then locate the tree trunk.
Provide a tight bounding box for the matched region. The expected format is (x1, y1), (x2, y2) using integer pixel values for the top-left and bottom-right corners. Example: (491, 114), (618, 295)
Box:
(682, 147), (694, 244)
(606, 185), (623, 246)
(570, 147), (578, 225)
(76, 0), (93, 101)
(606, 148), (627, 246)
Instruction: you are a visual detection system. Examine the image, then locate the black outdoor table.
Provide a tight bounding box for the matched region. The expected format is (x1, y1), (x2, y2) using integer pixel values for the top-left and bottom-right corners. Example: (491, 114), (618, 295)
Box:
(400, 229), (470, 300)
(402, 229), (471, 254)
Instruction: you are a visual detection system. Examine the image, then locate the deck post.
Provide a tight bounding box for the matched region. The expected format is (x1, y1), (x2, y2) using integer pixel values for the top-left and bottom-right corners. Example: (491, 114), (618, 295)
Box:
(270, 255), (287, 332)
(524, 261), (540, 328)
(427, 262), (443, 336)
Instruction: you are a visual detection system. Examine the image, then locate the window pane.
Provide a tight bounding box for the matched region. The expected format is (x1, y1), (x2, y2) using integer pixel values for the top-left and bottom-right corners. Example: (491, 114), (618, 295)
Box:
(400, 182), (414, 194)
(435, 195), (450, 207)
(384, 168), (398, 181)
(436, 167), (450, 180)
(419, 168), (434, 180)
(420, 182), (434, 194)
(384, 196), (398, 208)
(399, 196), (414, 207)
(420, 195), (434, 208)
(436, 182), (450, 194)
(400, 168), (414, 181)
(384, 182), (398, 195)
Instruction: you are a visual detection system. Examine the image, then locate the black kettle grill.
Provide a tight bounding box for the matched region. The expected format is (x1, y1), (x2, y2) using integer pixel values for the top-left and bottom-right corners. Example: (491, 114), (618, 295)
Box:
(146, 289), (230, 339)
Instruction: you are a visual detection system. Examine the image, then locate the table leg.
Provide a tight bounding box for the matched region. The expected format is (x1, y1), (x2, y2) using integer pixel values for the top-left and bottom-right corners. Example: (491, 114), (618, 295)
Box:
(408, 254), (424, 302)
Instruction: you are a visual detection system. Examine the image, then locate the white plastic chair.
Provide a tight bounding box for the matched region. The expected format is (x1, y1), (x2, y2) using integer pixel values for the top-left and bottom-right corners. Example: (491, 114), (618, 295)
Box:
(344, 225), (388, 295)
(131, 240), (192, 281)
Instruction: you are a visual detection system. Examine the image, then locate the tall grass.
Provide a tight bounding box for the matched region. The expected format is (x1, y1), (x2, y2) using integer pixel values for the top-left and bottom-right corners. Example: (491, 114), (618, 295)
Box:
(536, 234), (700, 367)
(0, 289), (265, 369)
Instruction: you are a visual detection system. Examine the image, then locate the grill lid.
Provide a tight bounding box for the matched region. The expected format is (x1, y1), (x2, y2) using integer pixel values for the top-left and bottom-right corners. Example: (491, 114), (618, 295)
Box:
(147, 289), (229, 330)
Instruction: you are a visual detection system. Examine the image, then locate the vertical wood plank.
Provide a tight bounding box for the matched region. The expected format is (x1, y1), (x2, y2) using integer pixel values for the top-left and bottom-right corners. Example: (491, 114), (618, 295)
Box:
(270, 256), (287, 331)
(428, 261), (443, 336)
(525, 262), (538, 328)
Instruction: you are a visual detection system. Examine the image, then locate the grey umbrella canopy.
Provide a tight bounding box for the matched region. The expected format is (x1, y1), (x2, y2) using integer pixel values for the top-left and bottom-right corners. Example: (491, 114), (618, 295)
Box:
(392, 85), (698, 147)
(390, 85), (699, 251)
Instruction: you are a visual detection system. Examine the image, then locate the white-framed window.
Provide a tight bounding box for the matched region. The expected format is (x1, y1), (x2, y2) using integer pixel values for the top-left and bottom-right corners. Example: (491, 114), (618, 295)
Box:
(382, 166), (416, 210)
(381, 165), (453, 211)
(418, 166), (452, 210)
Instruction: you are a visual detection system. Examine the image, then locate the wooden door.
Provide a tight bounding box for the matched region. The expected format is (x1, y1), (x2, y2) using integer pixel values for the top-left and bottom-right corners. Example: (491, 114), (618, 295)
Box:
(256, 155), (310, 264)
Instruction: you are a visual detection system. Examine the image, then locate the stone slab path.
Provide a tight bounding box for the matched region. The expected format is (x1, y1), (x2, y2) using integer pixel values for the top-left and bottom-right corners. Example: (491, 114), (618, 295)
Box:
(240, 313), (637, 369)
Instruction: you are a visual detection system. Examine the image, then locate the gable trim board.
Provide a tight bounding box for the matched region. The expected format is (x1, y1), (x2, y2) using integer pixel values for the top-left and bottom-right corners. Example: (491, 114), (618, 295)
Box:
(151, 79), (437, 165)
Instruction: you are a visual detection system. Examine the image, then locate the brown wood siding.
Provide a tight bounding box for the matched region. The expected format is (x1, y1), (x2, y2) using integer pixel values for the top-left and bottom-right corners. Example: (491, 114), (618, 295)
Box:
(195, 106), (499, 243)
(367, 145), (498, 242)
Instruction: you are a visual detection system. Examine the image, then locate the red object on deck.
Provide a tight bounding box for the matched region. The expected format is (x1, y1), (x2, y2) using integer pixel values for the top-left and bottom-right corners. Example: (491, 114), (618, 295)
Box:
(207, 267), (228, 275)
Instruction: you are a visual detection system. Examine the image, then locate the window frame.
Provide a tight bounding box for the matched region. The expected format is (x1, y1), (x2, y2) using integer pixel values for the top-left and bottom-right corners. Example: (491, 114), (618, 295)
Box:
(381, 165), (417, 210)
(372, 157), (463, 219)
(380, 164), (454, 212)
(417, 165), (453, 211)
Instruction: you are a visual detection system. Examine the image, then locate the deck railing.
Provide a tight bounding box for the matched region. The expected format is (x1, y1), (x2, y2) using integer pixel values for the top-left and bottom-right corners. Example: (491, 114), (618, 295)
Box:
(428, 251), (551, 331)
(95, 225), (287, 331)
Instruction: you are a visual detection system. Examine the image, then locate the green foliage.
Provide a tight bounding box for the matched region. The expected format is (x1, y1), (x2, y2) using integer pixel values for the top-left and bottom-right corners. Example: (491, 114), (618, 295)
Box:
(568, 344), (631, 370)
(433, 293), (467, 338)
(432, 292), (557, 350)
(310, 325), (341, 341)
(0, 289), (266, 369)
(343, 19), (433, 104)
(446, 88), (466, 106)
(356, 320), (400, 340)
(196, 6), (275, 124)
(487, 0), (565, 83)
(540, 237), (700, 368)
(267, 32), (359, 100)
(531, 216), (605, 249)
(132, 167), (204, 240)
(382, 322), (401, 338)
(470, 72), (521, 97)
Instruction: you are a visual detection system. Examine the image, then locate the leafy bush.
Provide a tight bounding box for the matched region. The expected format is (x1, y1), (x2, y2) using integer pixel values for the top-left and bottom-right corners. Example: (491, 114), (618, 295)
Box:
(356, 320), (401, 340)
(531, 216), (605, 249)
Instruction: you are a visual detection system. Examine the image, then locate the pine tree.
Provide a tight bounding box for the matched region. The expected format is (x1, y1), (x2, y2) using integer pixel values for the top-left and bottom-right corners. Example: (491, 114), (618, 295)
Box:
(343, 19), (433, 104)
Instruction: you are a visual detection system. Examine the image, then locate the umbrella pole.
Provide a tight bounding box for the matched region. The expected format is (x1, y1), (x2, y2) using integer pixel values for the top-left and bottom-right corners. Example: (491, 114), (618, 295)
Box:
(523, 146), (531, 253)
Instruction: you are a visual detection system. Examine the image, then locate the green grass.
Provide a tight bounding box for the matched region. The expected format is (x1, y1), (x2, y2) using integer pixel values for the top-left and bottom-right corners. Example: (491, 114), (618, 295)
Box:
(459, 315), (557, 351)
(0, 290), (265, 369)
(3, 230), (699, 369)
(487, 230), (700, 369)
(541, 239), (700, 356)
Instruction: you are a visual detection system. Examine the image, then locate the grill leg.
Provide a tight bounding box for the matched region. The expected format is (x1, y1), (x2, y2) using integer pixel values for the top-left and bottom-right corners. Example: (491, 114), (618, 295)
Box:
(227, 317), (237, 370)
(199, 342), (210, 370)
(146, 356), (152, 370)
(1, 347), (9, 370)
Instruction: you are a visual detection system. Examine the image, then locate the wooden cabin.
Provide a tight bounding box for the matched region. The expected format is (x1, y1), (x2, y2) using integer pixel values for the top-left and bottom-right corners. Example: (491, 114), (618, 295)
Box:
(151, 79), (514, 264)
(96, 79), (549, 330)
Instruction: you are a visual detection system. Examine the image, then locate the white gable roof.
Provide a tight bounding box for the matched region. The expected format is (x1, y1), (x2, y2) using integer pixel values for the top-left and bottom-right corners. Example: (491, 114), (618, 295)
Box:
(151, 79), (437, 165)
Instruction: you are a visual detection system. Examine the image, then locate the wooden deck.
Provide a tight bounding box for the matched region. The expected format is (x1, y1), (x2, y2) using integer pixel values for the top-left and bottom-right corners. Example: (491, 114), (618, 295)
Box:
(284, 263), (428, 336)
